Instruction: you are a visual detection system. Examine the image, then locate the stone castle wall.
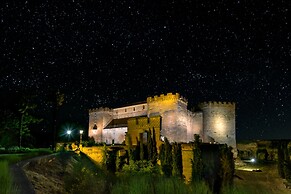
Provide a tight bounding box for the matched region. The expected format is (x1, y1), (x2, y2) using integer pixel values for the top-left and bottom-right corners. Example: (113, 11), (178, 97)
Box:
(103, 127), (127, 144)
(199, 102), (236, 150)
(88, 94), (236, 152)
(112, 103), (148, 119)
(185, 111), (203, 142)
(147, 93), (188, 143)
(89, 108), (113, 142)
(127, 116), (161, 149)
(89, 103), (148, 143)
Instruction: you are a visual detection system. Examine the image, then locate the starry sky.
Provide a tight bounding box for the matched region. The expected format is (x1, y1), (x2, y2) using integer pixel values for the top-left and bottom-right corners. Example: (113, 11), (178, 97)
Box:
(0, 0), (290, 143)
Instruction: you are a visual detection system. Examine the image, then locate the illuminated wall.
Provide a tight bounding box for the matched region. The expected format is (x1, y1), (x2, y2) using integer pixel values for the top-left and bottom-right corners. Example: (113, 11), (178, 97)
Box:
(185, 111), (203, 142)
(199, 102), (236, 150)
(147, 93), (189, 143)
(88, 108), (113, 142)
(89, 103), (147, 143)
(112, 103), (147, 119)
(103, 127), (127, 144)
(88, 93), (236, 152)
(127, 116), (161, 148)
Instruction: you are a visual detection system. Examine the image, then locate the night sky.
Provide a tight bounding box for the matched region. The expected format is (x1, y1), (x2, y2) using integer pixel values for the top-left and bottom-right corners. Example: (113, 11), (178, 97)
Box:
(0, 0), (290, 143)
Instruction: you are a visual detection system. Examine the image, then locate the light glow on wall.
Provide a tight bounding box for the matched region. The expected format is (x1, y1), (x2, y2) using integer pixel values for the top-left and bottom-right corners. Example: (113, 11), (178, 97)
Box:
(213, 116), (226, 133)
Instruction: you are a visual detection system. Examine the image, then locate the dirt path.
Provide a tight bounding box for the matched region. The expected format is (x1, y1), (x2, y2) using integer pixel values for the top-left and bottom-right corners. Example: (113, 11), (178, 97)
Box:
(10, 163), (35, 194)
(234, 164), (291, 194)
(9, 154), (58, 194)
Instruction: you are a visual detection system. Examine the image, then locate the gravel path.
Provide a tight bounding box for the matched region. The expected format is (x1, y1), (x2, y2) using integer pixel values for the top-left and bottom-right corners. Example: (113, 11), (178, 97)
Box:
(9, 154), (57, 194)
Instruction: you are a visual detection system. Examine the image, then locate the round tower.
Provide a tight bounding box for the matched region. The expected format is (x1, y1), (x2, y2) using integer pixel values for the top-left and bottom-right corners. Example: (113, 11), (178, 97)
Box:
(88, 107), (113, 143)
(199, 102), (236, 151)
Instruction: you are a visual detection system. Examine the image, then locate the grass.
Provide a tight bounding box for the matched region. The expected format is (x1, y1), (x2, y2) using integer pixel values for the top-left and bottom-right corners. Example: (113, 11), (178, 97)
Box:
(63, 152), (114, 194)
(0, 161), (18, 194)
(0, 148), (52, 194)
(0, 148), (53, 164)
(111, 175), (211, 194)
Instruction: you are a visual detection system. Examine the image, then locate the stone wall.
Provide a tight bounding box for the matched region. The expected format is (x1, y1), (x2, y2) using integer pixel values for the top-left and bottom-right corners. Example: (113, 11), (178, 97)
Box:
(88, 94), (237, 152)
(186, 111), (203, 142)
(82, 146), (104, 164)
(127, 116), (161, 149)
(147, 93), (188, 143)
(103, 127), (127, 144)
(112, 103), (148, 119)
(199, 102), (236, 152)
(88, 108), (113, 142)
(89, 103), (147, 143)
(181, 144), (193, 182)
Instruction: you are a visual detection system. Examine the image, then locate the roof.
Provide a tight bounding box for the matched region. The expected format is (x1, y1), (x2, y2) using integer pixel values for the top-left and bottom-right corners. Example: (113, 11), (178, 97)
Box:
(104, 118), (129, 129)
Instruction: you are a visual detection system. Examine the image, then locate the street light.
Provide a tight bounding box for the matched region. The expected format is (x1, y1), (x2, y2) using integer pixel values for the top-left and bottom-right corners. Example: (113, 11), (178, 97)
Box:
(66, 130), (72, 141)
(79, 130), (84, 144)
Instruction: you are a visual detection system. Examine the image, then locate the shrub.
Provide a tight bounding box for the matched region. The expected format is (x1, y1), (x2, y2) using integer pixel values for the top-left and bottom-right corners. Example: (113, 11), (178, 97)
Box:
(120, 160), (160, 176)
(64, 153), (114, 194)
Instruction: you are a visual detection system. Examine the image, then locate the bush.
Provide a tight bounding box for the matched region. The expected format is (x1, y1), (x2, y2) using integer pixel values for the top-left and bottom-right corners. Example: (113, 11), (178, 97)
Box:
(64, 153), (114, 194)
(120, 160), (160, 176)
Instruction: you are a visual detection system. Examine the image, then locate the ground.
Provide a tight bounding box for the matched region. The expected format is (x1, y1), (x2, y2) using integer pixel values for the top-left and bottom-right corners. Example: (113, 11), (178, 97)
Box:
(234, 160), (291, 194)
(23, 154), (73, 194)
(17, 154), (291, 194)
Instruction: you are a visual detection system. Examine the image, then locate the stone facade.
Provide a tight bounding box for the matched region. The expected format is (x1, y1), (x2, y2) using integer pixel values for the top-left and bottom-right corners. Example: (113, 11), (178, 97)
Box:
(88, 93), (236, 151)
(199, 102), (236, 150)
(127, 116), (162, 149)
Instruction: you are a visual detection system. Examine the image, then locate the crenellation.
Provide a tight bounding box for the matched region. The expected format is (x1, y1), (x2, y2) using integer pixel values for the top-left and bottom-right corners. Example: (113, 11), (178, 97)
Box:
(88, 93), (236, 155)
(89, 107), (113, 113)
(147, 92), (182, 103)
(199, 101), (235, 108)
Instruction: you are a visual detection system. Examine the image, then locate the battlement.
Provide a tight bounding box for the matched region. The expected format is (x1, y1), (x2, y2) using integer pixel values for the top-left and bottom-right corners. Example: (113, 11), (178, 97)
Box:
(187, 110), (202, 117)
(89, 107), (113, 113)
(199, 101), (235, 108)
(147, 93), (188, 104)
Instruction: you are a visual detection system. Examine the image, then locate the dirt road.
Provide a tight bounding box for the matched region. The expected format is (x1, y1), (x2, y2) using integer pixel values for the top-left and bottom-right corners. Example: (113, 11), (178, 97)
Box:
(234, 163), (291, 194)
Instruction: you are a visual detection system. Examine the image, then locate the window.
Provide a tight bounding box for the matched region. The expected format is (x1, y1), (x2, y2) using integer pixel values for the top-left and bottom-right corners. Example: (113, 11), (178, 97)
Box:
(143, 105), (145, 109)
(133, 107), (135, 111)
(125, 109), (127, 112)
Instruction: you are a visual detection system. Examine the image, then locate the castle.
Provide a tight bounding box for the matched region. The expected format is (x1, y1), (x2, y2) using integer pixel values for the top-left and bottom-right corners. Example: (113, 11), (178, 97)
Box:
(88, 93), (236, 151)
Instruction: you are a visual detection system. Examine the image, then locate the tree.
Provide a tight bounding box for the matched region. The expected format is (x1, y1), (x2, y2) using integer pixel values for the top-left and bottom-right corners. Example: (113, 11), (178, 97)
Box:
(152, 128), (158, 164)
(192, 134), (203, 182)
(219, 144), (234, 188)
(48, 90), (64, 150)
(126, 134), (134, 163)
(140, 133), (144, 160)
(0, 110), (19, 148)
(147, 129), (153, 161)
(277, 140), (291, 180)
(18, 102), (42, 148)
(160, 137), (172, 177)
(172, 142), (183, 178)
(0, 94), (42, 148)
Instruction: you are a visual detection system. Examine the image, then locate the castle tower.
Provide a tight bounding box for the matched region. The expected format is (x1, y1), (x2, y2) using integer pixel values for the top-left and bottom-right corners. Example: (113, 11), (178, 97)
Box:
(147, 93), (188, 142)
(88, 108), (113, 142)
(199, 102), (236, 151)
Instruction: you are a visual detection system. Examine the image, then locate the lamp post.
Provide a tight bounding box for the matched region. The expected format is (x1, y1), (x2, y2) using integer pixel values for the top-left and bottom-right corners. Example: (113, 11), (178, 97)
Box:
(79, 130), (84, 145)
(66, 130), (72, 141)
